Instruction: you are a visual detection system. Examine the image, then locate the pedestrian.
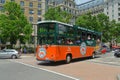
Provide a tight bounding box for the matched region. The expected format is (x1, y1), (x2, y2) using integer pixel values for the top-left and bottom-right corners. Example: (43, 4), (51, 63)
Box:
(110, 42), (112, 51)
(19, 47), (22, 56)
(24, 47), (27, 54)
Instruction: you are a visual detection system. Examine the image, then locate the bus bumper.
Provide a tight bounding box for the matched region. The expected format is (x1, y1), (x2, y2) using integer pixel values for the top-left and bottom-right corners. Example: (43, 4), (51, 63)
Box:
(36, 58), (55, 62)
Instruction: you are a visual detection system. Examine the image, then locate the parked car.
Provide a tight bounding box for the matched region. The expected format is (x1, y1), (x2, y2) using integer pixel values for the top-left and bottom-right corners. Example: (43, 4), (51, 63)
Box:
(112, 46), (120, 52)
(100, 45), (110, 54)
(114, 48), (120, 57)
(0, 49), (20, 59)
(102, 45), (111, 52)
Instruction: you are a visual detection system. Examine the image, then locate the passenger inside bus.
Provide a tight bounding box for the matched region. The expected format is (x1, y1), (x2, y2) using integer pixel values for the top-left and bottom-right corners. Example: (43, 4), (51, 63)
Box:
(66, 39), (73, 45)
(69, 39), (73, 44)
(57, 38), (62, 44)
(75, 38), (81, 45)
(57, 37), (65, 45)
(87, 35), (91, 40)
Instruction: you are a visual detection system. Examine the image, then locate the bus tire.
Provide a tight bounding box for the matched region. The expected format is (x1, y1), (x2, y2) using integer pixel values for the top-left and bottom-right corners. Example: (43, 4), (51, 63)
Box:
(66, 54), (72, 64)
(91, 53), (95, 59)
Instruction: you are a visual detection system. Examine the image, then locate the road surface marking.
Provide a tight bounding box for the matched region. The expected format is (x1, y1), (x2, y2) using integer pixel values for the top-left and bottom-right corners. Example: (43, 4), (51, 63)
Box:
(10, 60), (80, 80)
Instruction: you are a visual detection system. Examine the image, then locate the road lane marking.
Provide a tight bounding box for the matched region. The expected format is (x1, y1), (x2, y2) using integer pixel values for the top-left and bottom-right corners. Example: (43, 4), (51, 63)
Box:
(87, 59), (120, 67)
(10, 60), (80, 80)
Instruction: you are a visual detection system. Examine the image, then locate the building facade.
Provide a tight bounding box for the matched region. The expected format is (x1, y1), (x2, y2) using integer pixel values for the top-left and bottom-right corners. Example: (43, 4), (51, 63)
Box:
(48, 0), (78, 24)
(1, 0), (120, 24)
(77, 0), (120, 22)
(0, 0), (48, 23)
(104, 0), (120, 22)
(0, 0), (77, 24)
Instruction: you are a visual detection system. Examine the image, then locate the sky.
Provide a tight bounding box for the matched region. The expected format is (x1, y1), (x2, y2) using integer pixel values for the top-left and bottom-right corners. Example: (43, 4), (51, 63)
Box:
(75, 0), (91, 4)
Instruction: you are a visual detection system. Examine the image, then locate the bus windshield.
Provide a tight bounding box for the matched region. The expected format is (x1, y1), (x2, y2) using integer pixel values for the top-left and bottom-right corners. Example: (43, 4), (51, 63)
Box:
(37, 23), (55, 45)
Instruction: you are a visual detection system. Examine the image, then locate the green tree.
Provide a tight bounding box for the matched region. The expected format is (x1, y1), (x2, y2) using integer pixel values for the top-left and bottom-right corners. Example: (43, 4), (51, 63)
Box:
(75, 13), (114, 42)
(0, 2), (32, 48)
(111, 22), (120, 43)
(75, 13), (94, 29)
(44, 7), (72, 23)
(96, 13), (110, 42)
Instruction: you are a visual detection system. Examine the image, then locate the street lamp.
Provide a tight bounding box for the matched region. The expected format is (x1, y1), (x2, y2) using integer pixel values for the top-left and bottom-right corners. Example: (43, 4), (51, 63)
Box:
(19, 33), (24, 48)
(32, 23), (37, 56)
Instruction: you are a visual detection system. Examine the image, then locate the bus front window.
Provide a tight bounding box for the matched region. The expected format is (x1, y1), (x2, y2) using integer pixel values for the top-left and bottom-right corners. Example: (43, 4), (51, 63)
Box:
(37, 23), (55, 45)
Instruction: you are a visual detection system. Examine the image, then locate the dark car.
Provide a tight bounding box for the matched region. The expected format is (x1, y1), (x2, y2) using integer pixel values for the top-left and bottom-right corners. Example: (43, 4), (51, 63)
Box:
(114, 48), (120, 57)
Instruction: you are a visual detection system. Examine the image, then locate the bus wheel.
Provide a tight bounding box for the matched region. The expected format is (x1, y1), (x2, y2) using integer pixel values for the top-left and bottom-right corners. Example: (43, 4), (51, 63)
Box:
(91, 53), (95, 59)
(66, 55), (71, 64)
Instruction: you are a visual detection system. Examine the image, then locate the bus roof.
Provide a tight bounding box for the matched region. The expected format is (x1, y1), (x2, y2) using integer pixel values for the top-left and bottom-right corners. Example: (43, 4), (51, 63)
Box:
(75, 25), (102, 35)
(37, 20), (102, 35)
(37, 20), (73, 27)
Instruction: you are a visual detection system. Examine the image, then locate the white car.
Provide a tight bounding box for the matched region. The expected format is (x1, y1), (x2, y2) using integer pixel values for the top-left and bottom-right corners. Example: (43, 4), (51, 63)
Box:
(0, 49), (20, 59)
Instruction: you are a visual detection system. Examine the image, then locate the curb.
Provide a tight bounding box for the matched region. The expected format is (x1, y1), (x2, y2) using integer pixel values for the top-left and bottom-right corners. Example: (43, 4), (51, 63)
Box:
(117, 74), (120, 80)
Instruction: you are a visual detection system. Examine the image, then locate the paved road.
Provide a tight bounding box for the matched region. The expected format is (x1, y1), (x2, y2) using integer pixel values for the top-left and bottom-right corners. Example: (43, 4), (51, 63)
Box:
(0, 59), (78, 80)
(6, 52), (120, 80)
(88, 51), (120, 66)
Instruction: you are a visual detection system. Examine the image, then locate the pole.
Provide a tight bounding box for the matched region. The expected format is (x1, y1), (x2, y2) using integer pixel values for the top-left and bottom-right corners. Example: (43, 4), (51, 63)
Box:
(33, 22), (38, 56)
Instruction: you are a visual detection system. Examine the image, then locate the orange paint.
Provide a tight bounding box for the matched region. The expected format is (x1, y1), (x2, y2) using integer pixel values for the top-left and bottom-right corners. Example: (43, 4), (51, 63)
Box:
(36, 44), (95, 62)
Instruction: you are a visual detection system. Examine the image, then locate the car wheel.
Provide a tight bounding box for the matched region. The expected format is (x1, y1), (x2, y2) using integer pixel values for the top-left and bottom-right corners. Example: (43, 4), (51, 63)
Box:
(114, 53), (117, 57)
(11, 55), (17, 59)
(66, 55), (71, 64)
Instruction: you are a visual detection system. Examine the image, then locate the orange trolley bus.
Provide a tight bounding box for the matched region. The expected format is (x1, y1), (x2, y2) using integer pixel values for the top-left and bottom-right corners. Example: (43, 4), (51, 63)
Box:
(36, 20), (102, 63)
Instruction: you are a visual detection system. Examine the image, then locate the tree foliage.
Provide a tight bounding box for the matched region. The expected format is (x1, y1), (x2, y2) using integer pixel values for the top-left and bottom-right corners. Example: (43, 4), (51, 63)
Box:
(0, 2), (33, 47)
(44, 7), (72, 23)
(75, 13), (120, 42)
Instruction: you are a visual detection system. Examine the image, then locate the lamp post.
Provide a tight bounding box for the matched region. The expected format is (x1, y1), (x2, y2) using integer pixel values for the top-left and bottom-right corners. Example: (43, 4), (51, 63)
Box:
(32, 23), (37, 56)
(19, 33), (24, 48)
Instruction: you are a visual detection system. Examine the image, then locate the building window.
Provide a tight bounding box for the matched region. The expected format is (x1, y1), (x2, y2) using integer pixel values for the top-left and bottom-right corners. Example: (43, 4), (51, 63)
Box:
(107, 7), (108, 10)
(29, 2), (33, 7)
(21, 8), (24, 13)
(38, 4), (41, 8)
(29, 9), (34, 14)
(38, 18), (41, 21)
(69, 9), (71, 13)
(29, 17), (33, 22)
(107, 12), (108, 15)
(53, 2), (55, 5)
(118, 8), (120, 11)
(69, 3), (71, 7)
(38, 10), (41, 15)
(112, 9), (114, 13)
(118, 13), (120, 16)
(0, 6), (3, 11)
(112, 15), (114, 19)
(112, 4), (114, 8)
(118, 18), (120, 21)
(0, 0), (5, 3)
(118, 3), (120, 6)
(20, 1), (24, 6)
(64, 1), (67, 5)
(38, 0), (41, 2)
(63, 7), (66, 11)
(11, 0), (14, 1)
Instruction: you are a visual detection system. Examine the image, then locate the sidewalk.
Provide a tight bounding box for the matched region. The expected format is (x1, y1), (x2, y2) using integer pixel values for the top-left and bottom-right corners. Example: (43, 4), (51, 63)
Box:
(21, 53), (35, 57)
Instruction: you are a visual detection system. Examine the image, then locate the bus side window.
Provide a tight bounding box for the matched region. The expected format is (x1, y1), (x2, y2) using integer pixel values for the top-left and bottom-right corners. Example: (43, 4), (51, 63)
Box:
(75, 38), (81, 45)
(57, 37), (65, 45)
